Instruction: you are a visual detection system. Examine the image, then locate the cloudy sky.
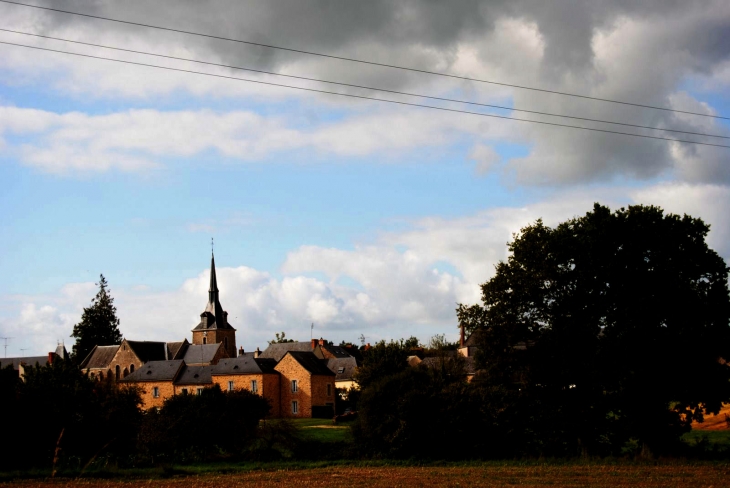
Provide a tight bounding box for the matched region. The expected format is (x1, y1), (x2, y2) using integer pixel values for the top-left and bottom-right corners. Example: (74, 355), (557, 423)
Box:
(1, 0), (729, 356)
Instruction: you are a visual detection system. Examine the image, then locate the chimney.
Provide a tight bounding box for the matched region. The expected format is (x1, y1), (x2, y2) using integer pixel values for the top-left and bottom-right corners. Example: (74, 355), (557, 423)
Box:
(238, 346), (244, 357)
(460, 323), (465, 348)
(318, 337), (325, 346)
(311, 338), (318, 350)
(254, 347), (261, 358)
(48, 352), (55, 364)
(223, 311), (229, 324)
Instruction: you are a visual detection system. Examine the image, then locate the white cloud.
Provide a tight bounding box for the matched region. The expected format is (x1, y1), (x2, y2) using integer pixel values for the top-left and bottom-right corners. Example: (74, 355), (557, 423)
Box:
(1, 182), (727, 355)
(0, 105), (518, 173)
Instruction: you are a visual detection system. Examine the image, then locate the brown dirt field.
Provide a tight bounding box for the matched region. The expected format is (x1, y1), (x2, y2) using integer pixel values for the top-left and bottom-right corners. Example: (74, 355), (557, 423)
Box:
(7, 465), (730, 488)
(692, 403), (730, 431)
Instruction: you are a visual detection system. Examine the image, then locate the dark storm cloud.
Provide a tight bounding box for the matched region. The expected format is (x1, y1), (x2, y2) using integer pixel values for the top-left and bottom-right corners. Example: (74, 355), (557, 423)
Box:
(19, 0), (730, 184)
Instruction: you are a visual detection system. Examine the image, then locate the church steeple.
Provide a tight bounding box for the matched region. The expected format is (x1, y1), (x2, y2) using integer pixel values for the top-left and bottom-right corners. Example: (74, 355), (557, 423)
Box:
(208, 252), (219, 304)
(192, 249), (237, 358)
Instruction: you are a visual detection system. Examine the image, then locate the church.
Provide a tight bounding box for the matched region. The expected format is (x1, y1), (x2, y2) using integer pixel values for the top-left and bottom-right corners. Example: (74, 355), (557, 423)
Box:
(80, 253), (349, 418)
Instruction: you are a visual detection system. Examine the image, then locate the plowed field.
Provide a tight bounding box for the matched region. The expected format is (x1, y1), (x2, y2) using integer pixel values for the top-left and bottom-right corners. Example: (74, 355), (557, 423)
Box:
(7, 465), (729, 488)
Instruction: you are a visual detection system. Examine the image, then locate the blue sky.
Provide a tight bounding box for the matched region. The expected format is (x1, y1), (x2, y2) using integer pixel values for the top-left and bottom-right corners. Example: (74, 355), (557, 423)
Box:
(1, 0), (729, 355)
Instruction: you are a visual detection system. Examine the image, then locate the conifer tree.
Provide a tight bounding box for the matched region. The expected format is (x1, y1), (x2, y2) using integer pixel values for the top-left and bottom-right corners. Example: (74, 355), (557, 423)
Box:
(70, 274), (123, 363)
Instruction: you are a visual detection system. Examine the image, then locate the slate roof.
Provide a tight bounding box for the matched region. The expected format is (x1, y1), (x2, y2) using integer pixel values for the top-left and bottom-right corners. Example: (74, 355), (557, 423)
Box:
(167, 340), (189, 360)
(320, 344), (353, 359)
(121, 359), (184, 382)
(0, 356), (48, 371)
(126, 340), (168, 362)
(182, 343), (223, 365)
(211, 356), (279, 375)
(285, 351), (335, 376)
(261, 342), (322, 361)
(175, 365), (213, 385)
(79, 345), (120, 369)
(325, 356), (358, 381)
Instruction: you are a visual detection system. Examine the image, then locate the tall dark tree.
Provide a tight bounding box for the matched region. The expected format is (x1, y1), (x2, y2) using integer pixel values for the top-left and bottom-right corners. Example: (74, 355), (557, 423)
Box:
(71, 274), (123, 363)
(461, 203), (730, 455)
(353, 339), (411, 390)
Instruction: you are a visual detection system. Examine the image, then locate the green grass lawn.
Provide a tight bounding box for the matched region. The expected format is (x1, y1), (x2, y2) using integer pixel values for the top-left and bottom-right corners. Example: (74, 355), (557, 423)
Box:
(682, 429), (730, 447)
(289, 418), (352, 443)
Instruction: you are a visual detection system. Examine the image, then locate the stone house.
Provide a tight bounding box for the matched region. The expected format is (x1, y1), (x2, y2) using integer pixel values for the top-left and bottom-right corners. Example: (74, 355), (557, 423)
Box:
(80, 338), (189, 380)
(123, 359), (185, 409)
(211, 355), (280, 417)
(275, 351), (336, 418)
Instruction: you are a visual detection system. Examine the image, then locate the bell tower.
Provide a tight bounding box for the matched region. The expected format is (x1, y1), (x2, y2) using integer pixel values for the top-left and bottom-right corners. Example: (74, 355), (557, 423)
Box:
(191, 252), (237, 358)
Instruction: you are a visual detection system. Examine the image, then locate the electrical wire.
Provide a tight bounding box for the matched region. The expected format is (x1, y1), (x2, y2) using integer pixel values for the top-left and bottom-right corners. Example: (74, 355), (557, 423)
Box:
(2, 27), (726, 141)
(1, 40), (727, 149)
(0, 0), (725, 121)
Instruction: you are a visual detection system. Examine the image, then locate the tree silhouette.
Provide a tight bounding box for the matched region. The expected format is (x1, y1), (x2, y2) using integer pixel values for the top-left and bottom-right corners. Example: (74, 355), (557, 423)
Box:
(70, 274), (123, 363)
(462, 203), (730, 455)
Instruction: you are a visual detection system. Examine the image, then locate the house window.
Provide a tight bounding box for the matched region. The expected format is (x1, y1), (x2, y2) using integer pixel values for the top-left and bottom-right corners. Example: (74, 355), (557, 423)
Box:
(337, 367), (345, 374)
(181, 388), (188, 395)
(197, 388), (203, 395)
(251, 379), (258, 394)
(153, 387), (159, 398)
(228, 380), (234, 392)
(130, 364), (134, 374)
(224, 337), (228, 348)
(292, 401), (298, 414)
(291, 379), (298, 393)
(327, 384), (332, 396)
(203, 337), (207, 344)
(115, 365), (120, 380)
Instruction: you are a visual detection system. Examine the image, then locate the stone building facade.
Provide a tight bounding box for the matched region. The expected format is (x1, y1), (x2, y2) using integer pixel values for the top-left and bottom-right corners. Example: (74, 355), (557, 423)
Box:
(274, 351), (336, 418)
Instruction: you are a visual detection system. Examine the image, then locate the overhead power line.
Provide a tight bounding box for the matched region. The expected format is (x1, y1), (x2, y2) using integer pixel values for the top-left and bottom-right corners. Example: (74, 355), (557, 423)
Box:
(0, 0), (726, 121)
(2, 28), (726, 141)
(1, 40), (728, 149)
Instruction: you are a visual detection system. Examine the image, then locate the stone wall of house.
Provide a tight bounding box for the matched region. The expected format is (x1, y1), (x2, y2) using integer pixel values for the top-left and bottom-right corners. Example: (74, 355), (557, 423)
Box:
(212, 373), (260, 394)
(133, 380), (175, 409)
(174, 383), (212, 396)
(110, 341), (143, 380)
(275, 355), (312, 418)
(311, 374), (336, 410)
(212, 373), (281, 418)
(263, 373), (281, 418)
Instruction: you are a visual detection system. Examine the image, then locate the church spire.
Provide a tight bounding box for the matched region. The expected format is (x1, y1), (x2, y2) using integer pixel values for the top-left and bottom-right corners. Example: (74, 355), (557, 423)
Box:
(208, 251), (219, 304)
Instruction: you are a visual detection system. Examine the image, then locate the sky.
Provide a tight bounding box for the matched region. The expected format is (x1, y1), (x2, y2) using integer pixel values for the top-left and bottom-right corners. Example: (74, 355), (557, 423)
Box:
(1, 0), (729, 356)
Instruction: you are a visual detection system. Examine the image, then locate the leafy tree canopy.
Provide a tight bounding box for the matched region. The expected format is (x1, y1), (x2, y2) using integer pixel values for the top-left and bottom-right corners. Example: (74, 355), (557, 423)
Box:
(268, 331), (295, 344)
(353, 339), (412, 390)
(70, 274), (123, 363)
(461, 203), (730, 453)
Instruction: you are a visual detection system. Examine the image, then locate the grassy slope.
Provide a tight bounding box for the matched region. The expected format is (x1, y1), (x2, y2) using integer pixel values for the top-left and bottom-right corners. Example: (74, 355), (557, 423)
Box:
(290, 418), (352, 443)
